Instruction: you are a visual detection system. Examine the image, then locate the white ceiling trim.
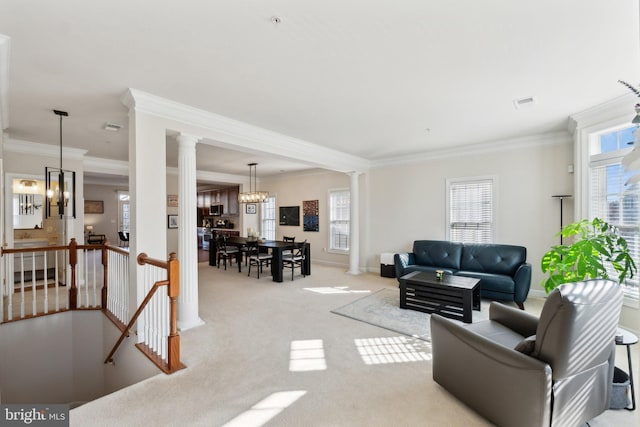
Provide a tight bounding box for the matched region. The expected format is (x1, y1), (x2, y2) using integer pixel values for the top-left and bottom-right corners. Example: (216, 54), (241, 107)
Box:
(0, 34), (10, 130)
(4, 138), (87, 159)
(371, 131), (571, 169)
(568, 93), (637, 134)
(166, 166), (249, 185)
(122, 88), (370, 174)
(83, 156), (129, 176)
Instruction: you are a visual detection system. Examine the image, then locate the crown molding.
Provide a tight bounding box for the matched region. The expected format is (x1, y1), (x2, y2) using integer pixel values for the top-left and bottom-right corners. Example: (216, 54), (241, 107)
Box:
(371, 131), (571, 169)
(122, 88), (370, 174)
(4, 138), (87, 159)
(83, 156), (129, 175)
(0, 34), (11, 130)
(187, 167), (249, 185)
(84, 174), (129, 187)
(568, 93), (637, 134)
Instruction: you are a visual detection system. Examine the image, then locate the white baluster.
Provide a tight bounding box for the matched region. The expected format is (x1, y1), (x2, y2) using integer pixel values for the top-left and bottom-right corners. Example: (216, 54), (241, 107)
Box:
(43, 251), (48, 314)
(19, 254), (25, 319)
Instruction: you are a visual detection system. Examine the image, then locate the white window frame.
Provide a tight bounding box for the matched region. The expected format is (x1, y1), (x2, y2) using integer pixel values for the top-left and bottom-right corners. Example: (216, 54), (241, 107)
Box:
(446, 176), (497, 244)
(584, 124), (639, 303)
(261, 196), (276, 241)
(117, 191), (130, 233)
(328, 188), (350, 254)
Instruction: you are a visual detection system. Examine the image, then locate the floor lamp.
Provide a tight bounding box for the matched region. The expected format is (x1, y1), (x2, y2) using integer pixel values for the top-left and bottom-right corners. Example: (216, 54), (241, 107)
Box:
(552, 195), (572, 244)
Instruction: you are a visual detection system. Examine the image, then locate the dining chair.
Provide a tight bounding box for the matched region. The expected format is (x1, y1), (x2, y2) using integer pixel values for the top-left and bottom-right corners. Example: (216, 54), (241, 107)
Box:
(118, 231), (129, 248)
(217, 235), (239, 270)
(247, 240), (272, 278)
(282, 235), (295, 258)
(282, 240), (307, 280)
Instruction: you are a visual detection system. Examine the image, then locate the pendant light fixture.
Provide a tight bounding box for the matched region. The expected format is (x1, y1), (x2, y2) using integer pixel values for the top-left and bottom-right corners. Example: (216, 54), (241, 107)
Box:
(45, 109), (76, 218)
(238, 163), (269, 203)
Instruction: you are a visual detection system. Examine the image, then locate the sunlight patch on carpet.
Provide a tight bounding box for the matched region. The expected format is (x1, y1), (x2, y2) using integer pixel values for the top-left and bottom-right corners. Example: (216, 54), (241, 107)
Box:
(355, 336), (432, 365)
(222, 390), (307, 427)
(289, 339), (327, 372)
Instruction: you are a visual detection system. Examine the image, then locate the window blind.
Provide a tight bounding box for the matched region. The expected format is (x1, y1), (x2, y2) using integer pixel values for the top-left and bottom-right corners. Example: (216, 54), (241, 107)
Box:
(589, 162), (639, 298)
(448, 179), (494, 244)
(329, 190), (350, 251)
(261, 197), (276, 240)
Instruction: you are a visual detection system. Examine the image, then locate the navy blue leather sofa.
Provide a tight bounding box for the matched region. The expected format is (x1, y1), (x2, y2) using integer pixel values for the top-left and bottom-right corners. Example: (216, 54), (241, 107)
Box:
(394, 240), (531, 309)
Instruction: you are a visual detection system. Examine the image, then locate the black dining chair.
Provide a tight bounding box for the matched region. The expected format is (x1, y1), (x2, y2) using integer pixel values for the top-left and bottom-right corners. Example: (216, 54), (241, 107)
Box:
(118, 231), (129, 248)
(282, 235), (295, 258)
(283, 240), (307, 280)
(247, 240), (272, 279)
(216, 235), (239, 270)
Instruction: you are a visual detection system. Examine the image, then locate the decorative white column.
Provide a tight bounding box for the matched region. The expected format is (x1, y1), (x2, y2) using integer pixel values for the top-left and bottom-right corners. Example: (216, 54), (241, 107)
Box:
(347, 171), (361, 275)
(177, 133), (204, 330)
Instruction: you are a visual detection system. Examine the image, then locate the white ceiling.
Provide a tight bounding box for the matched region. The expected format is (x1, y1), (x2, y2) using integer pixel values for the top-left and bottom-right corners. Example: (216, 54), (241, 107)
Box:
(1, 1), (639, 179)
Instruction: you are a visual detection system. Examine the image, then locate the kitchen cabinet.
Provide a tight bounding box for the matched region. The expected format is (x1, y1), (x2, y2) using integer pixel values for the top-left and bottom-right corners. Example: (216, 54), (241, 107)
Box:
(227, 187), (239, 214)
(196, 186), (240, 216)
(220, 191), (228, 211)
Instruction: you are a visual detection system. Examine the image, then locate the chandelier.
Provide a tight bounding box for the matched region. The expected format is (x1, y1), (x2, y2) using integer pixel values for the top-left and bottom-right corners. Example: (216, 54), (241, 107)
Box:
(45, 109), (76, 218)
(238, 163), (269, 203)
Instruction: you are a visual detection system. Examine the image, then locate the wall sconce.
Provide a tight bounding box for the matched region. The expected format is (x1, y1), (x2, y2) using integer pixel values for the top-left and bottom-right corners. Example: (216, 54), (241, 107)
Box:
(19, 194), (35, 215)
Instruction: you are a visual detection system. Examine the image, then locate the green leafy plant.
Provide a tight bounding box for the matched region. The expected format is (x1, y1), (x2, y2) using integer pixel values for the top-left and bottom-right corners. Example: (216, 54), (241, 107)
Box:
(541, 218), (637, 293)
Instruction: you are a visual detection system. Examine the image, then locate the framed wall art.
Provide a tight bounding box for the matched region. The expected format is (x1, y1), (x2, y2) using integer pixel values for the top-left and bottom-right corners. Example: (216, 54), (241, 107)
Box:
(84, 200), (104, 214)
(279, 206), (300, 226)
(168, 214), (179, 229)
(303, 200), (319, 232)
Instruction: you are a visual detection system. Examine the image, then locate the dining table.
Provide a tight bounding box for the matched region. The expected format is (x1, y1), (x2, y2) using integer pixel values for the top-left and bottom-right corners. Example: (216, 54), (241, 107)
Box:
(209, 236), (311, 282)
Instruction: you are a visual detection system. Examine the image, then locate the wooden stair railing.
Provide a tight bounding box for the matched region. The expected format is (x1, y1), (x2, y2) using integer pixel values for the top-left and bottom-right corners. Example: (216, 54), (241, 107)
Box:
(104, 252), (184, 374)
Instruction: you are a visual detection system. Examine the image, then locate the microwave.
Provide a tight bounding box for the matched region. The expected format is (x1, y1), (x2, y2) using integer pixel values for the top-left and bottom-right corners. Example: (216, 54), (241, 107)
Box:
(210, 204), (223, 216)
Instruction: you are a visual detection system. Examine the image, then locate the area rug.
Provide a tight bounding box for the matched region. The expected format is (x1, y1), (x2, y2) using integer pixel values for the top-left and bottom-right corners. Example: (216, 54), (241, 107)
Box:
(331, 288), (489, 341)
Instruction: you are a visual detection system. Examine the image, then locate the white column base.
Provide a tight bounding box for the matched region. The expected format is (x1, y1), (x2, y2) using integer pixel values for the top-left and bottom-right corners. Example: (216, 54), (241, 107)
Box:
(178, 316), (205, 331)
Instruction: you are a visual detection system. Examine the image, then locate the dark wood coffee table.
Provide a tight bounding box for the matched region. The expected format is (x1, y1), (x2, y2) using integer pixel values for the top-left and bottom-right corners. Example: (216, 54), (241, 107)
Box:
(399, 271), (481, 323)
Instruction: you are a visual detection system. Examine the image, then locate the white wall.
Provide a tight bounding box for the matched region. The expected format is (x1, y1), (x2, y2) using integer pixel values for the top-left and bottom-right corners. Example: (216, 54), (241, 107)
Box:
(0, 313), (74, 403)
(166, 173), (179, 256)
(4, 148), (85, 245)
(102, 315), (161, 394)
(260, 170), (353, 268)
(0, 310), (159, 404)
(367, 136), (574, 296)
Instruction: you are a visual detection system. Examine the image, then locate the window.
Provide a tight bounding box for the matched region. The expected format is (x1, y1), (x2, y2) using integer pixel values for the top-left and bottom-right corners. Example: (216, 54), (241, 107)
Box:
(118, 191), (130, 232)
(261, 196), (276, 240)
(589, 126), (639, 299)
(446, 177), (495, 244)
(329, 189), (350, 252)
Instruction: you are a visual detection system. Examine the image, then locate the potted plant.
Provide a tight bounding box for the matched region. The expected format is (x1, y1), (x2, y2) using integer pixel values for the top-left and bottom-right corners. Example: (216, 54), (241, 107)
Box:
(541, 218), (637, 293)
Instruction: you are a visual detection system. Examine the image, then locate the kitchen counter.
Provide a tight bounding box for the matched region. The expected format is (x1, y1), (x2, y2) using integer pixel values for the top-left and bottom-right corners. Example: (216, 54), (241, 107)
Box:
(198, 228), (240, 250)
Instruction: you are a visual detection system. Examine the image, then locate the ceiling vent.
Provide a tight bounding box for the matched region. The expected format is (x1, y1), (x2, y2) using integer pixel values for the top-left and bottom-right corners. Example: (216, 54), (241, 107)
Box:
(103, 123), (121, 132)
(513, 96), (537, 111)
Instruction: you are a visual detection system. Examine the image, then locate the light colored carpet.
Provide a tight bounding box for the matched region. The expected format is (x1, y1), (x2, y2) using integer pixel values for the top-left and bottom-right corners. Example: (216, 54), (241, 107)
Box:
(331, 288), (490, 341)
(70, 263), (639, 427)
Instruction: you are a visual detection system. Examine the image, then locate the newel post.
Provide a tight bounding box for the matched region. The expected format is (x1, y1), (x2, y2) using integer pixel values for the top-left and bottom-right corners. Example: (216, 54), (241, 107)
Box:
(68, 238), (78, 310)
(167, 252), (181, 372)
(101, 242), (108, 310)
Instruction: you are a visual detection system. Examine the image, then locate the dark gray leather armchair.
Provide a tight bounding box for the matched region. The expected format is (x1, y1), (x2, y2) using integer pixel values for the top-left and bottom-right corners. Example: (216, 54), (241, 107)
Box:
(430, 279), (623, 427)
